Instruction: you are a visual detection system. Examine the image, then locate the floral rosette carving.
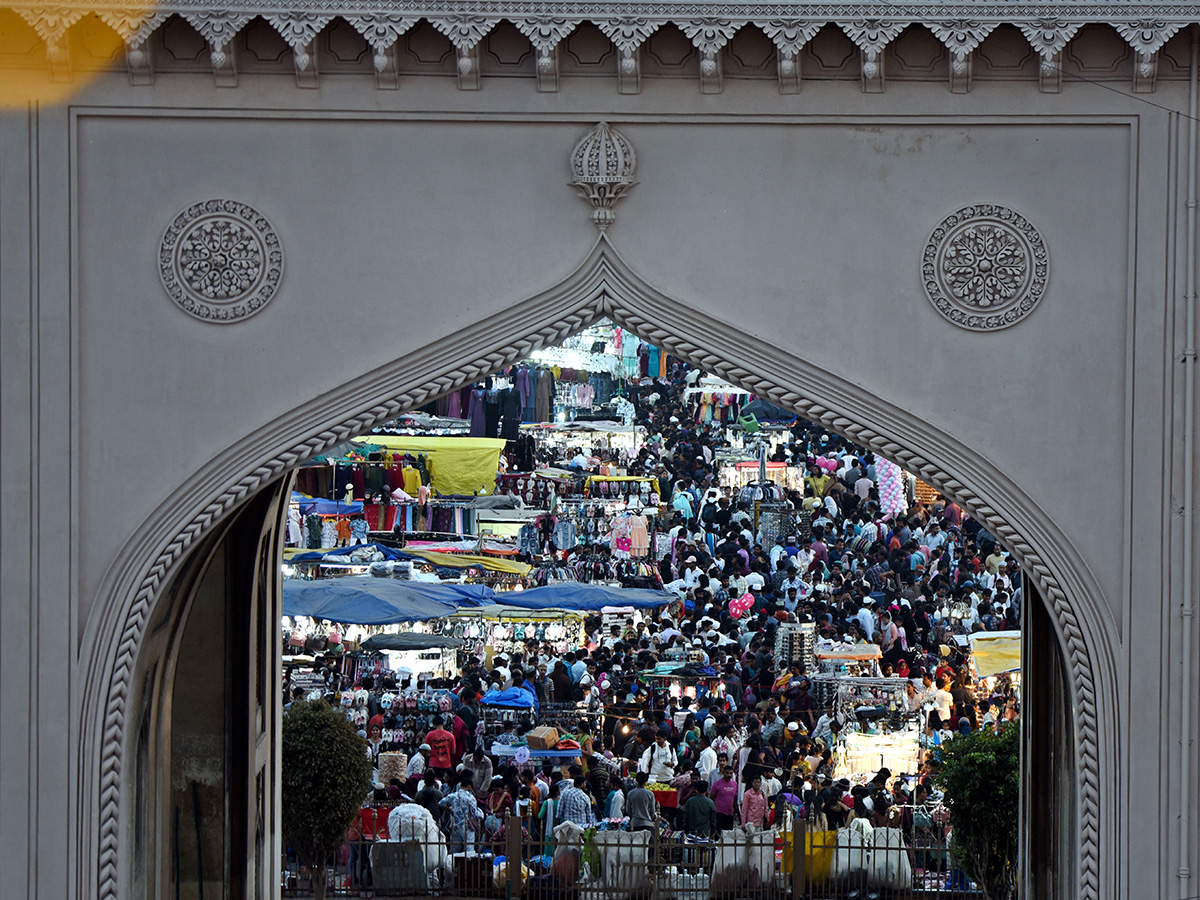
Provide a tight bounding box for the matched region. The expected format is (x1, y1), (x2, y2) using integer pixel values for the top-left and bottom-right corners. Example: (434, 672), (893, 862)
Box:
(922, 204), (1048, 331)
(160, 199), (284, 322)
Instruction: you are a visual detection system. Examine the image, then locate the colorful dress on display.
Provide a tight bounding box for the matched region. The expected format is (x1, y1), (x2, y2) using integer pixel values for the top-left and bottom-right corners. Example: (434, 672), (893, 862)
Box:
(629, 515), (650, 557)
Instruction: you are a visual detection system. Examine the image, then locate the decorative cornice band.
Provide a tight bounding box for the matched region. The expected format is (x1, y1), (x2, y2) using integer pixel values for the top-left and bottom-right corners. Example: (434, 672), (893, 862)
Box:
(10, 2), (1200, 65)
(10, 1), (1200, 14)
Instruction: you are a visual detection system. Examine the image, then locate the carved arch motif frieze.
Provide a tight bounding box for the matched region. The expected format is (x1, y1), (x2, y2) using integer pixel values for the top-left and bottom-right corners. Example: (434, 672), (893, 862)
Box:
(4, 3), (1199, 92)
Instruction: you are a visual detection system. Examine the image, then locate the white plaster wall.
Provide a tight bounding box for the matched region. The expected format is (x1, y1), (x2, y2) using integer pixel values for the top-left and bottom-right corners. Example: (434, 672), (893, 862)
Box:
(0, 57), (1194, 900)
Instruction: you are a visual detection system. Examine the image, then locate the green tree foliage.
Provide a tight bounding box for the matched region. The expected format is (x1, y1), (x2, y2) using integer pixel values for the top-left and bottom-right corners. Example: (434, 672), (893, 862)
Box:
(936, 722), (1020, 900)
(282, 700), (373, 900)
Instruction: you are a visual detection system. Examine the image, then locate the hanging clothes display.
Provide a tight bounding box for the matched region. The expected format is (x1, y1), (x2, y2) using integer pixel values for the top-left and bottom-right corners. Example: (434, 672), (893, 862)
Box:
(513, 434), (536, 472)
(306, 514), (323, 549)
(484, 388), (502, 438)
(621, 333), (641, 379)
(589, 372), (617, 404)
(628, 514), (650, 557)
(558, 383), (595, 408)
(517, 523), (540, 556)
(287, 506), (303, 546)
(321, 519), (338, 547)
(552, 519), (577, 550)
(514, 365), (533, 413)
(364, 460), (385, 497)
(500, 387), (521, 440)
(401, 464), (422, 496)
(647, 344), (660, 377)
(534, 368), (555, 422)
(610, 516), (634, 558)
(467, 387), (487, 437)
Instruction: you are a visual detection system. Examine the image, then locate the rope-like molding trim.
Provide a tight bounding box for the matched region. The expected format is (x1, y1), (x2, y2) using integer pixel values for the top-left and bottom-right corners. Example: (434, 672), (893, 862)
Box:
(94, 236), (1102, 900)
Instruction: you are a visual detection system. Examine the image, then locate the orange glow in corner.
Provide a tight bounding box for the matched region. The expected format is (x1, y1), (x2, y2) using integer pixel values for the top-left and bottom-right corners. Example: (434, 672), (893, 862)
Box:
(0, 8), (155, 108)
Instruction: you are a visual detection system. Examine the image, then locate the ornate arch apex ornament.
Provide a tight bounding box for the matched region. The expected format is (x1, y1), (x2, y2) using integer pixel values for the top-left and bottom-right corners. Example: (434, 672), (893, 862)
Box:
(159, 199), (284, 322)
(569, 122), (638, 233)
(922, 203), (1048, 331)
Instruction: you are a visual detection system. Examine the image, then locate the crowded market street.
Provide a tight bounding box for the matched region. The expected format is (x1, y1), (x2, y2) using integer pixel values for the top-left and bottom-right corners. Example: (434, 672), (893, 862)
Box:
(280, 321), (1023, 899)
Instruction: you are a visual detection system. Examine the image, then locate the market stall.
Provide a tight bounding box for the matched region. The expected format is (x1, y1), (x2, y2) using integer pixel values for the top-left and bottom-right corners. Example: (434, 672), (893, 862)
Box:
(969, 630), (1021, 678)
(440, 604), (590, 663)
(352, 435), (508, 497)
(358, 632), (465, 679)
(519, 421), (641, 455)
(719, 460), (805, 492)
(807, 675), (921, 778)
(636, 660), (727, 708)
(836, 730), (923, 779)
(494, 468), (584, 506)
(814, 644), (883, 677)
(683, 377), (751, 425)
(584, 474), (660, 499)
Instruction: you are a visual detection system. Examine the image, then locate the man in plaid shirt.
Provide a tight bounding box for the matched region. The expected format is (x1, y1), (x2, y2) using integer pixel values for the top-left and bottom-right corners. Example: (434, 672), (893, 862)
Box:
(558, 776), (596, 826)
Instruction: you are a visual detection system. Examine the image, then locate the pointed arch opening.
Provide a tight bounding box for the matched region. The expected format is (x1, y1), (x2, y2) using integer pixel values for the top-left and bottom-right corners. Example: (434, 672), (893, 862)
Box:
(98, 234), (1104, 900)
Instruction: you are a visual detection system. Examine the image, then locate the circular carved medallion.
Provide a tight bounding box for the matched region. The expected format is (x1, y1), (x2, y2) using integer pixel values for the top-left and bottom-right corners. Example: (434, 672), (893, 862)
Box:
(922, 204), (1047, 331)
(160, 199), (283, 322)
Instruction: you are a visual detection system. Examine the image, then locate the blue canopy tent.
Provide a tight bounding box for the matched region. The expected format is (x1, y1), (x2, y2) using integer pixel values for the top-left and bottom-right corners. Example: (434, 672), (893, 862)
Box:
(739, 398), (797, 423)
(500, 582), (675, 612)
(286, 542), (408, 562)
(291, 491), (364, 516)
(283, 577), (493, 624)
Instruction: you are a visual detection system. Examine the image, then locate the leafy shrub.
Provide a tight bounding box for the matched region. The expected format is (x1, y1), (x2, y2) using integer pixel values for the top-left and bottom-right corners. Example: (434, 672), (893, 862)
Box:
(936, 722), (1020, 900)
(282, 700), (373, 900)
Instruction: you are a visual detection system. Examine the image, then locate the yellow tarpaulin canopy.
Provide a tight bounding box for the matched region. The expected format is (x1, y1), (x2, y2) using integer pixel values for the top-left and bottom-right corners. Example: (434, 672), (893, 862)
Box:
(970, 631), (1022, 678)
(402, 549), (531, 576)
(354, 435), (506, 496)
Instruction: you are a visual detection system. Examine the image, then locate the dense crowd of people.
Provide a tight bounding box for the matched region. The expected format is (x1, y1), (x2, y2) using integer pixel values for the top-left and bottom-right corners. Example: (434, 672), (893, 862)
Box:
(285, 356), (1024, 889)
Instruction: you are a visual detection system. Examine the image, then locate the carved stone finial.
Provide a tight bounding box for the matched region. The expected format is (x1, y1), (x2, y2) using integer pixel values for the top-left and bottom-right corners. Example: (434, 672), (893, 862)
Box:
(569, 122), (637, 233)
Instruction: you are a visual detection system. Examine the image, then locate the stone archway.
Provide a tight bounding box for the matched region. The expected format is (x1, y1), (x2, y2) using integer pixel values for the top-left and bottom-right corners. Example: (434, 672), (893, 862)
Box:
(84, 233), (1115, 900)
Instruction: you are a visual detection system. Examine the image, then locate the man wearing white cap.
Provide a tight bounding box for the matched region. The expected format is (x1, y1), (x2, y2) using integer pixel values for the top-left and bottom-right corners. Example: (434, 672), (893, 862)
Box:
(762, 768), (783, 800)
(407, 743), (430, 779)
(744, 563), (766, 593)
(658, 618), (681, 645)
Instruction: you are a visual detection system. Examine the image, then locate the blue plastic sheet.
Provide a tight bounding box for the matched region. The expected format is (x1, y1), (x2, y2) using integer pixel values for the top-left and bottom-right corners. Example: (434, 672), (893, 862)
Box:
(499, 582), (674, 612)
(480, 687), (536, 708)
(288, 542), (408, 562)
(291, 491), (364, 516)
(283, 577), (493, 624)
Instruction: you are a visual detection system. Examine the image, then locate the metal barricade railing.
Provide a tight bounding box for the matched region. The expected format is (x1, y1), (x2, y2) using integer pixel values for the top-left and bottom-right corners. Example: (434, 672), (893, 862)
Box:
(281, 803), (985, 899)
(791, 808), (983, 900)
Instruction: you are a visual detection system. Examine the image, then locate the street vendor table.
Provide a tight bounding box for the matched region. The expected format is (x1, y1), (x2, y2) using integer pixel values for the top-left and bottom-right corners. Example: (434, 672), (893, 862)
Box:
(490, 743), (583, 759)
(815, 648), (883, 661)
(652, 789), (679, 809)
